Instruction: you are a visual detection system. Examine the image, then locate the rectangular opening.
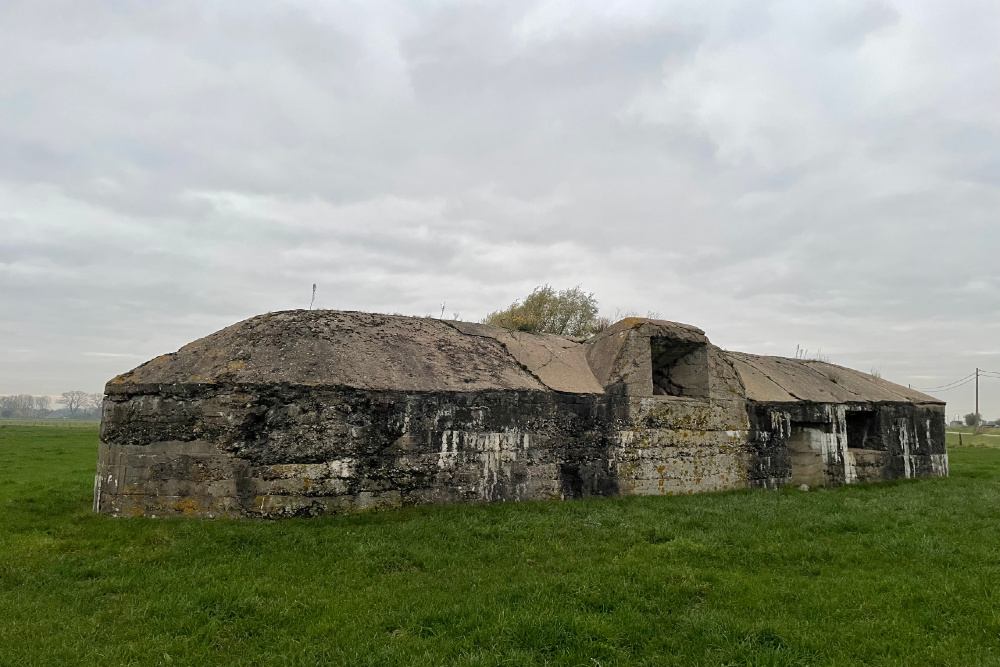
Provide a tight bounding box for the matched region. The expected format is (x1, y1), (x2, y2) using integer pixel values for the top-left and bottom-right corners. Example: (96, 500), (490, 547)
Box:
(787, 421), (830, 487)
(846, 412), (876, 450)
(650, 337), (709, 399)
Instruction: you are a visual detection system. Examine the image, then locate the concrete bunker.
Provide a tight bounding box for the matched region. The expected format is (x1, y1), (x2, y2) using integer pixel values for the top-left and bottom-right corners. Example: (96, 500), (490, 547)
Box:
(94, 310), (948, 518)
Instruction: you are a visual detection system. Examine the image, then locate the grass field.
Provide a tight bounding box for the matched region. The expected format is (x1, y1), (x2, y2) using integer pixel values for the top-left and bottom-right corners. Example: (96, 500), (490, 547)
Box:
(2, 422), (999, 666)
(947, 427), (1000, 449)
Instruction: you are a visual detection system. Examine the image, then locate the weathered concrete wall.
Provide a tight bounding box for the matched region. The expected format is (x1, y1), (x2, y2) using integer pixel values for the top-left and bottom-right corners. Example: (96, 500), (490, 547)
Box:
(95, 391), (751, 517)
(94, 345), (752, 517)
(609, 345), (750, 496)
(744, 401), (948, 488)
(97, 386), (620, 517)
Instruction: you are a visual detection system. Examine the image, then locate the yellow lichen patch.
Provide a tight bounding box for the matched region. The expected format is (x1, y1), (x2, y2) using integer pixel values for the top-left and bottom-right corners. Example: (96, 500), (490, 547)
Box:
(621, 317), (645, 329)
(227, 360), (245, 371)
(169, 498), (202, 516)
(127, 506), (145, 517)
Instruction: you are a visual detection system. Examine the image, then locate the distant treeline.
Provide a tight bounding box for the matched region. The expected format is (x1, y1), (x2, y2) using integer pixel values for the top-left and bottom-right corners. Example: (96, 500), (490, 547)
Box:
(0, 392), (102, 419)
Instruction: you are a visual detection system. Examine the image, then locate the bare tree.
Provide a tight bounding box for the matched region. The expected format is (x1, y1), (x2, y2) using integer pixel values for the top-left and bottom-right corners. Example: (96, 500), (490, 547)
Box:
(0, 394), (36, 418)
(16, 394), (33, 415)
(84, 393), (104, 418)
(33, 395), (51, 417)
(59, 391), (89, 416)
(0, 394), (56, 419)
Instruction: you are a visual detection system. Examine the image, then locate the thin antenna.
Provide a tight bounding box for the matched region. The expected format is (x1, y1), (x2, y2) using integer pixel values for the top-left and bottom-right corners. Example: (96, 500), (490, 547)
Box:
(439, 302), (446, 319)
(309, 284), (317, 310)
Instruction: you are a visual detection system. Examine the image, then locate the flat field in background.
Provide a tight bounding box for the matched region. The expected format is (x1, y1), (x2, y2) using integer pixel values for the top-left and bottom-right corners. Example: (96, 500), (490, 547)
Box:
(947, 427), (1000, 448)
(2, 422), (999, 667)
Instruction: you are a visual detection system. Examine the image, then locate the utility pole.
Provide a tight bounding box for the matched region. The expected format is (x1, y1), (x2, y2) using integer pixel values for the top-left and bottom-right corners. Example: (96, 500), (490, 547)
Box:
(976, 367), (980, 433)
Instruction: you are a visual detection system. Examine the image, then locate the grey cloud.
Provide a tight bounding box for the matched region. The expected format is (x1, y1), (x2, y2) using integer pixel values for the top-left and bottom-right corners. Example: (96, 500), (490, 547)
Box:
(1, 0), (999, 417)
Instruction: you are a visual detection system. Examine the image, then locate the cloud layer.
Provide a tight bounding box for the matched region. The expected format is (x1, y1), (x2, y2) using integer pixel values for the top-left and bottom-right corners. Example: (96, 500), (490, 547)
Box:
(2, 0), (998, 416)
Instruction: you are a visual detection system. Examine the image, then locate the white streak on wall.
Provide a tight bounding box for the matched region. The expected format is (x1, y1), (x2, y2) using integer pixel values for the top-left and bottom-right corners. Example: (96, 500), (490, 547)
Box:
(438, 430), (459, 469)
(818, 405), (854, 484)
(437, 429), (528, 500)
(898, 419), (914, 479)
(769, 411), (787, 437)
(844, 450), (858, 483)
(475, 430), (527, 501)
(931, 453), (949, 477)
(92, 471), (102, 513)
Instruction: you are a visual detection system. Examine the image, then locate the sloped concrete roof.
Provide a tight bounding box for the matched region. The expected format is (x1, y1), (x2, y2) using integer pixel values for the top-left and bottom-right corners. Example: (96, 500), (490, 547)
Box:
(107, 309), (942, 406)
(726, 352), (944, 405)
(446, 320), (604, 393)
(107, 310), (602, 394)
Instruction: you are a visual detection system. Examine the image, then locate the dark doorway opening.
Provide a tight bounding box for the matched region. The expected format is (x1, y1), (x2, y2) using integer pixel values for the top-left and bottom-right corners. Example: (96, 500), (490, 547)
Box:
(560, 464), (584, 499)
(846, 412), (876, 450)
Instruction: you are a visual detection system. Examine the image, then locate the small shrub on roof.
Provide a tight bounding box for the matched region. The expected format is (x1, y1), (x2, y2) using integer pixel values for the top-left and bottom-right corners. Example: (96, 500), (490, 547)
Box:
(483, 285), (599, 337)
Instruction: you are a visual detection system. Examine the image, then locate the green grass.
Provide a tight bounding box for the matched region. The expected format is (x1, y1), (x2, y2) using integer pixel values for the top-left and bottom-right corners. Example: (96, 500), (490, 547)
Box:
(2, 422), (999, 666)
(947, 427), (1000, 448)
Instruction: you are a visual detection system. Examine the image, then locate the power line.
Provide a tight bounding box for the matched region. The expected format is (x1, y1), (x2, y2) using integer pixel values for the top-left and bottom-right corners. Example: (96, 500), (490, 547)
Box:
(913, 376), (976, 392)
(911, 368), (997, 427)
(911, 372), (977, 391)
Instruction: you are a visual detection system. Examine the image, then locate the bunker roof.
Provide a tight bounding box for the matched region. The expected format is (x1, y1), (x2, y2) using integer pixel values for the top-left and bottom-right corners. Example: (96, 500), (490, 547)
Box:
(107, 310), (601, 394)
(725, 351), (944, 405)
(107, 309), (942, 406)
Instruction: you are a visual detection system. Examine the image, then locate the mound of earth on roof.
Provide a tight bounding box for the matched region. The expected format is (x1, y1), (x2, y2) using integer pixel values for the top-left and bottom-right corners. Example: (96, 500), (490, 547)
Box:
(108, 310), (610, 395)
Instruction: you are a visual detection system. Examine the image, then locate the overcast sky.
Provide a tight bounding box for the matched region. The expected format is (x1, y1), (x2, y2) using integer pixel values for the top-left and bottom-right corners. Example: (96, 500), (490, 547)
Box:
(1, 0), (997, 416)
